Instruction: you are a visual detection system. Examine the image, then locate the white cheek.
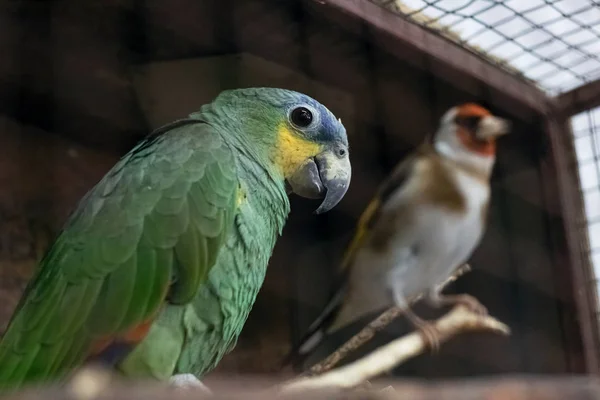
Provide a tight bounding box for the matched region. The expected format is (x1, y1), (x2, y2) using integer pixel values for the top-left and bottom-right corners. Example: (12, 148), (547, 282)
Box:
(434, 131), (496, 173)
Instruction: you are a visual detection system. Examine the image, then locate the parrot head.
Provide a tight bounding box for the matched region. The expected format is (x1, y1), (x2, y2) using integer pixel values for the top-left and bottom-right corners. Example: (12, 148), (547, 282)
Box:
(436, 103), (511, 159)
(207, 87), (352, 214)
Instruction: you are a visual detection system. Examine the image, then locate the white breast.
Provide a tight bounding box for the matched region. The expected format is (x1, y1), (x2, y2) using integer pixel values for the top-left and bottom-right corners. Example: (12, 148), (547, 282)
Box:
(336, 163), (491, 328)
(385, 167), (490, 302)
(454, 168), (490, 212)
(446, 169), (489, 265)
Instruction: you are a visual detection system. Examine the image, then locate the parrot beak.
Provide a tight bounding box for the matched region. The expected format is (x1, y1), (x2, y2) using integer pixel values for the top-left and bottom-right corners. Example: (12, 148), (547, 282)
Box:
(286, 146), (351, 214)
(476, 115), (511, 141)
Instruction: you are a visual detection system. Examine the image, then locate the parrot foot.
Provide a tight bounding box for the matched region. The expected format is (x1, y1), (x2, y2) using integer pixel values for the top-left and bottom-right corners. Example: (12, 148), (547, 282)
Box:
(404, 308), (441, 353)
(430, 293), (488, 316)
(170, 374), (212, 394)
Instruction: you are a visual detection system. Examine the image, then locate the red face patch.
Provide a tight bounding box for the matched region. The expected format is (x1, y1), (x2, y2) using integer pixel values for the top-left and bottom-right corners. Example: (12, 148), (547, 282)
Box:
(456, 103), (492, 119)
(456, 128), (496, 157)
(453, 103), (496, 157)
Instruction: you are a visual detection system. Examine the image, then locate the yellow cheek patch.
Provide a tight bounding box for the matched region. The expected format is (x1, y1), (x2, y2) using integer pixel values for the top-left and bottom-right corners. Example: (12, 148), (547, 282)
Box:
(272, 123), (323, 178)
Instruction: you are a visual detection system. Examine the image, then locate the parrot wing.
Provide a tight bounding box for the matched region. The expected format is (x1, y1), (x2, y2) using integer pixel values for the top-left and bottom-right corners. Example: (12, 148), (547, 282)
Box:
(282, 146), (427, 368)
(0, 119), (238, 388)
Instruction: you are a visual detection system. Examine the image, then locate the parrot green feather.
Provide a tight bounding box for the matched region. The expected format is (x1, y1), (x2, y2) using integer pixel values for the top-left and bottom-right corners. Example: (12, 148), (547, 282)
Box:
(0, 119), (240, 387)
(0, 88), (351, 390)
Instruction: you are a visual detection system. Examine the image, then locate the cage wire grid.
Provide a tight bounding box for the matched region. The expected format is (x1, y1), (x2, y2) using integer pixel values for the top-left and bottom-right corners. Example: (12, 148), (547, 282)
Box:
(373, 0), (600, 95)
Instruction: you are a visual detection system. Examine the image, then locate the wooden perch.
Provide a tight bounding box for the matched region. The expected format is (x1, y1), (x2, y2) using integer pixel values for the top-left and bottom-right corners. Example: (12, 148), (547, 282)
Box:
(280, 304), (510, 393)
(307, 263), (474, 375)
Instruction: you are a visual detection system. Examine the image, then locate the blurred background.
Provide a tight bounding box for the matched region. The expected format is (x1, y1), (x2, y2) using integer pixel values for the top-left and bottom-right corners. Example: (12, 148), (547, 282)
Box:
(0, 0), (599, 382)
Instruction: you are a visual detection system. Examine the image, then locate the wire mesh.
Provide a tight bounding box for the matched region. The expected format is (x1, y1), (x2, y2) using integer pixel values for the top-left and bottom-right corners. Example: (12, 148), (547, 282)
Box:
(372, 0), (600, 95)
(571, 107), (600, 324)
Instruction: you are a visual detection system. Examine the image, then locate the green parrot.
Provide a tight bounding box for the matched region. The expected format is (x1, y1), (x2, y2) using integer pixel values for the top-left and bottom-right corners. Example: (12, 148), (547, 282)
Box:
(0, 87), (351, 391)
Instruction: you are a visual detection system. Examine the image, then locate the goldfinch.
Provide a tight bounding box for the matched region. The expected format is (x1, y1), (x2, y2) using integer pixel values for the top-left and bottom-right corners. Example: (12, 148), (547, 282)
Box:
(288, 103), (510, 365)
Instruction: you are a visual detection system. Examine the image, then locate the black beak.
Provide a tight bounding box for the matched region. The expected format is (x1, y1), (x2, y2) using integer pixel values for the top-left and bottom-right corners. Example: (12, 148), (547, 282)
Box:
(286, 147), (351, 214)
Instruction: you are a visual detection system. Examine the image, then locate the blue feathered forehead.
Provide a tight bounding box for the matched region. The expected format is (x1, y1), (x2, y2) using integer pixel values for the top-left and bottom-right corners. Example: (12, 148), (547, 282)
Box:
(221, 87), (348, 146)
(283, 89), (348, 146)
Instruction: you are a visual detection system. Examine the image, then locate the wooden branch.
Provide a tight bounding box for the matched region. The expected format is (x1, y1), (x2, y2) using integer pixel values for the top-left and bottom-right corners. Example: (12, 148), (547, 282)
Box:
(280, 305), (510, 393)
(306, 263), (473, 375)
(307, 306), (406, 376)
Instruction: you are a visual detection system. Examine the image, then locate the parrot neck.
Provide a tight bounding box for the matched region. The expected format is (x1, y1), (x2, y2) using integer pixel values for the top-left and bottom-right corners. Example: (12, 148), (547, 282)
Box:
(193, 105), (291, 235)
(237, 152), (290, 230)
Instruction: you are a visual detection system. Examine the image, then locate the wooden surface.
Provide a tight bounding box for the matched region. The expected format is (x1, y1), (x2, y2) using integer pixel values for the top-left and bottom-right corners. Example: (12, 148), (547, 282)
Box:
(555, 79), (600, 118)
(542, 115), (600, 374)
(2, 374), (600, 400)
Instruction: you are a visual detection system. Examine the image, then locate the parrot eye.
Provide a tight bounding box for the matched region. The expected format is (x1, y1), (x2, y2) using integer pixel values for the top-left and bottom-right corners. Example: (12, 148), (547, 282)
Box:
(290, 107), (314, 128)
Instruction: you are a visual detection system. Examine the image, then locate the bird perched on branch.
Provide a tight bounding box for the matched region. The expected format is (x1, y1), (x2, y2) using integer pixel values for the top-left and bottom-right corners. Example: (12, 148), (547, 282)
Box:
(0, 88), (352, 391)
(287, 103), (510, 366)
